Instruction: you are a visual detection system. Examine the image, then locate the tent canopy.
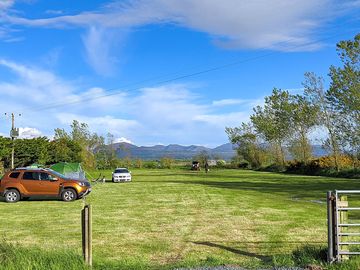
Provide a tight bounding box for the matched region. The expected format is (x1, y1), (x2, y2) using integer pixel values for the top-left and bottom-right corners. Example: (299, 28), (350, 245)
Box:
(50, 162), (86, 180)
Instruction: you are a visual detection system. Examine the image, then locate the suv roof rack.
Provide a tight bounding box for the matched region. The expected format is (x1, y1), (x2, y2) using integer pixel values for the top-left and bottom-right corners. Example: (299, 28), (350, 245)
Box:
(14, 167), (47, 171)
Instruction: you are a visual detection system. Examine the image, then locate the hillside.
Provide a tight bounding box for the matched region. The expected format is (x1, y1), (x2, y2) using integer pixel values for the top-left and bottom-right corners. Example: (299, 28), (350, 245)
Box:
(113, 142), (329, 160)
(114, 142), (236, 160)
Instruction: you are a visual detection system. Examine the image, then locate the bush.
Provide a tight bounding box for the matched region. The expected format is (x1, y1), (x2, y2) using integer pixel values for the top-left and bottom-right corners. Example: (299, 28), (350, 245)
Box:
(285, 155), (359, 178)
(238, 161), (251, 169)
(143, 161), (159, 169)
(258, 163), (286, 172)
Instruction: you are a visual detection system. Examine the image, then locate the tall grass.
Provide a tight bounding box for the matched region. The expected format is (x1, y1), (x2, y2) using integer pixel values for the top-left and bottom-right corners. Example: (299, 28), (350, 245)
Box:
(0, 241), (87, 270)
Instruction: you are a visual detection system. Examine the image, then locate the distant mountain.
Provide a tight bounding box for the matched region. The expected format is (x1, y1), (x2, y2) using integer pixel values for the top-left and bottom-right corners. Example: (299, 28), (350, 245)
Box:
(112, 142), (330, 161)
(114, 142), (236, 160)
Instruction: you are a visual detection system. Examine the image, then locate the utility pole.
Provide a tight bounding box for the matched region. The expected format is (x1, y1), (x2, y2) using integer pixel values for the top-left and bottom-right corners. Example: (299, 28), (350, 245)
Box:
(5, 113), (20, 169)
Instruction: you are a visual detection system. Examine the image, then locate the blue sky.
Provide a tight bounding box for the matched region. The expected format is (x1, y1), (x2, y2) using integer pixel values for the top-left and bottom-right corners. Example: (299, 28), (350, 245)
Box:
(0, 0), (359, 147)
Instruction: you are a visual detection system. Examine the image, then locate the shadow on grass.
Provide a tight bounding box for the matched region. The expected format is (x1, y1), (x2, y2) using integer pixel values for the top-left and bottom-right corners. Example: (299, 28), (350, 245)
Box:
(192, 241), (271, 263)
(136, 176), (360, 198)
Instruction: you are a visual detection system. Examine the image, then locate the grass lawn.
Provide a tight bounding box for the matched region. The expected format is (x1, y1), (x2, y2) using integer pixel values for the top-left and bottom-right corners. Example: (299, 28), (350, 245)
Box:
(1, 168), (360, 269)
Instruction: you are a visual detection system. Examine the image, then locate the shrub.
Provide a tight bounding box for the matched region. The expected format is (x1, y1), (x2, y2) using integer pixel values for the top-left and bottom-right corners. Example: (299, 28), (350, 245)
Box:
(285, 155), (359, 178)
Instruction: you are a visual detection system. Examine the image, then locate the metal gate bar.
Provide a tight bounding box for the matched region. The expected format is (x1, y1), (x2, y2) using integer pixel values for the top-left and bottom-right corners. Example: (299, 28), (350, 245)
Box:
(328, 190), (360, 262)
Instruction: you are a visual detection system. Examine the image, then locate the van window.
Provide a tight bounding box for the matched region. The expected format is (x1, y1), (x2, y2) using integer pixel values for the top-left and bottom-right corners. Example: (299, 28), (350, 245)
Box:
(9, 172), (20, 179)
(22, 172), (40, 180)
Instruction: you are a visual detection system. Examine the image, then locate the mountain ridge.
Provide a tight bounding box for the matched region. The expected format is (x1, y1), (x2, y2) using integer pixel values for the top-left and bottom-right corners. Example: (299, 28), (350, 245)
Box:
(112, 142), (329, 160)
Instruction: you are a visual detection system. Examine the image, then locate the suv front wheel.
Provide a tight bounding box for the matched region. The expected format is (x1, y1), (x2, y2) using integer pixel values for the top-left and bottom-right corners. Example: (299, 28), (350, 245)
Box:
(4, 189), (20, 203)
(61, 189), (77, 202)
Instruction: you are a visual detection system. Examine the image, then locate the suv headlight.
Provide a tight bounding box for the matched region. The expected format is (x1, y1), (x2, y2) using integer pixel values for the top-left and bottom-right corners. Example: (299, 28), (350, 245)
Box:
(78, 182), (86, 186)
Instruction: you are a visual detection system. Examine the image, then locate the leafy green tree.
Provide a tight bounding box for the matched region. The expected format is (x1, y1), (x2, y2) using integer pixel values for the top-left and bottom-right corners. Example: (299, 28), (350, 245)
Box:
(226, 122), (268, 168)
(303, 72), (341, 171)
(288, 94), (318, 162)
(48, 138), (82, 164)
(328, 34), (360, 165)
(250, 88), (293, 166)
(57, 120), (104, 169)
(13, 137), (49, 168)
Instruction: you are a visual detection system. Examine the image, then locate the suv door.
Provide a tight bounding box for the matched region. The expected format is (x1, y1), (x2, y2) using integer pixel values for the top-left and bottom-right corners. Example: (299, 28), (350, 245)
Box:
(38, 172), (60, 195)
(20, 171), (42, 194)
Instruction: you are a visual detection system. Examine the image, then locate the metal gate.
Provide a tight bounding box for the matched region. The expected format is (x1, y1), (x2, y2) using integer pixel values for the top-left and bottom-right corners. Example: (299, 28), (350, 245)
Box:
(327, 190), (360, 262)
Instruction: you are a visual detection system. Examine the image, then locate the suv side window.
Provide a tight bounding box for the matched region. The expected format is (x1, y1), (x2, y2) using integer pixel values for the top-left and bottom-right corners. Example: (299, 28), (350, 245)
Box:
(40, 173), (54, 181)
(22, 172), (40, 180)
(9, 172), (20, 179)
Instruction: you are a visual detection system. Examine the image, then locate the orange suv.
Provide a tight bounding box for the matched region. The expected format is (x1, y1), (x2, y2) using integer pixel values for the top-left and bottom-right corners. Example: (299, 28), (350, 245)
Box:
(0, 168), (91, 203)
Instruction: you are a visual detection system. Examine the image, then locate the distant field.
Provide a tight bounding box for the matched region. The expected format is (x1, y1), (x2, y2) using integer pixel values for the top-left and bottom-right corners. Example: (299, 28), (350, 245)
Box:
(1, 169), (360, 269)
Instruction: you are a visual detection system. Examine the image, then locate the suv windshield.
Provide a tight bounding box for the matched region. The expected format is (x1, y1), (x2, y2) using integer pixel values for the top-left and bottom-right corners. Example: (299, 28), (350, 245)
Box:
(114, 169), (129, 173)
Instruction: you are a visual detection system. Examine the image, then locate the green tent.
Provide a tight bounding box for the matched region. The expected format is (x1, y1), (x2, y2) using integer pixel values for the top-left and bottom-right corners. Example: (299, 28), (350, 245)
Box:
(50, 162), (86, 180)
(29, 163), (44, 168)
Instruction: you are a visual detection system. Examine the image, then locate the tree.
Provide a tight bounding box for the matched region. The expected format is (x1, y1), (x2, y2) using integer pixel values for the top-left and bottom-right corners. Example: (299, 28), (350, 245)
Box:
(13, 137), (49, 167)
(328, 34), (360, 165)
(57, 120), (105, 169)
(288, 94), (318, 162)
(226, 122), (268, 168)
(193, 150), (210, 167)
(250, 88), (293, 166)
(303, 72), (341, 171)
(48, 138), (82, 164)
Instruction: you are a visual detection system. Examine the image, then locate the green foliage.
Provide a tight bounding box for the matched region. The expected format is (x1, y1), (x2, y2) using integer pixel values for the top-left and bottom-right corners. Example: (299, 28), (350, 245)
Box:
(288, 94), (318, 162)
(226, 122), (269, 168)
(12, 137), (49, 168)
(48, 138), (82, 164)
(227, 35), (360, 174)
(286, 155), (359, 178)
(328, 34), (360, 159)
(251, 88), (293, 166)
(142, 160), (158, 169)
(159, 157), (174, 169)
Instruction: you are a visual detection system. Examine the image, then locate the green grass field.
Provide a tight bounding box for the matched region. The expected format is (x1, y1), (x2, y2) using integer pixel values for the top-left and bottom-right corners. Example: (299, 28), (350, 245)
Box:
(1, 168), (360, 269)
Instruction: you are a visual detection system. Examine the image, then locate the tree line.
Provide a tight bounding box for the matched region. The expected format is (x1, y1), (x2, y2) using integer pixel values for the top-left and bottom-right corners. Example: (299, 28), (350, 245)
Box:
(0, 120), (117, 171)
(226, 34), (359, 174)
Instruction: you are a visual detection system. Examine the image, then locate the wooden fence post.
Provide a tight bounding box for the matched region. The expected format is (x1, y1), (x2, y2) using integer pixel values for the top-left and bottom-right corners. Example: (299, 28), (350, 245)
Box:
(82, 204), (92, 266)
(327, 191), (335, 262)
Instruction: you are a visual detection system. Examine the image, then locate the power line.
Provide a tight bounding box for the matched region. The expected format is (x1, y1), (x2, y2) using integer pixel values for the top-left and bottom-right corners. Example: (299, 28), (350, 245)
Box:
(19, 27), (360, 113)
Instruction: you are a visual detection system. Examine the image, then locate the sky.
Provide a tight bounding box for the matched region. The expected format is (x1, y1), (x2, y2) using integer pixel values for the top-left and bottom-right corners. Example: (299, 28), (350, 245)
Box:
(0, 0), (359, 147)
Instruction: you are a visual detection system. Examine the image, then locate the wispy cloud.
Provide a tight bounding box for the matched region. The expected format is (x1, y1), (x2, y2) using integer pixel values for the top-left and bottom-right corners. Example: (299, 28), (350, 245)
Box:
(0, 0), (14, 10)
(4, 0), (358, 51)
(2, 0), (358, 77)
(19, 127), (42, 139)
(82, 26), (126, 76)
(213, 98), (249, 106)
(0, 59), (259, 145)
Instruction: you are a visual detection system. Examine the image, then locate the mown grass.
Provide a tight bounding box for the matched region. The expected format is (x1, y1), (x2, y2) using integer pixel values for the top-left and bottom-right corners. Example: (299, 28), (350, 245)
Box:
(1, 168), (360, 269)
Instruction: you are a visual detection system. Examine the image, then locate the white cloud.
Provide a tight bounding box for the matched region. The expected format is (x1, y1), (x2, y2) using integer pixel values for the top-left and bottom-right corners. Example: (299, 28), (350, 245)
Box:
(0, 59), (260, 146)
(82, 26), (126, 76)
(0, 0), (14, 10)
(56, 113), (140, 138)
(194, 112), (249, 128)
(3, 0), (358, 51)
(2, 1), (357, 76)
(114, 137), (132, 144)
(213, 99), (249, 106)
(45, 10), (64, 15)
(19, 127), (42, 139)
